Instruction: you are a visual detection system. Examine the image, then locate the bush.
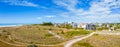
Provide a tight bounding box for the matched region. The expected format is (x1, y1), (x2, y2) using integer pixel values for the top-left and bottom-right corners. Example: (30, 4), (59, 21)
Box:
(77, 42), (94, 47)
(93, 34), (99, 36)
(61, 31), (64, 34)
(7, 32), (11, 35)
(2, 30), (7, 32)
(27, 44), (38, 47)
(0, 34), (1, 36)
(45, 34), (53, 37)
(41, 22), (53, 26)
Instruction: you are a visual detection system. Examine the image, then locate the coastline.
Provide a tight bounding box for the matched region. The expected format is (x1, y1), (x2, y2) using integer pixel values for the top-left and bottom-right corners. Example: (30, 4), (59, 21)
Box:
(0, 25), (23, 27)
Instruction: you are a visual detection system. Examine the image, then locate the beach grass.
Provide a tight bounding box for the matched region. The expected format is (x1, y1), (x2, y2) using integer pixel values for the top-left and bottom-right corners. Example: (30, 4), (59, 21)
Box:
(72, 35), (120, 47)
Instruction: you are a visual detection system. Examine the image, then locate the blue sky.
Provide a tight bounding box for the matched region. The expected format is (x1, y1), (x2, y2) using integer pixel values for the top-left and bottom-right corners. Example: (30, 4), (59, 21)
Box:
(0, 0), (120, 24)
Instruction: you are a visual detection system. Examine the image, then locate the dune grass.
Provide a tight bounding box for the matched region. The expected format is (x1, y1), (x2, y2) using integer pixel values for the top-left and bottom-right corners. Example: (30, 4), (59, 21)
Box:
(72, 35), (120, 47)
(0, 25), (64, 45)
(62, 30), (92, 39)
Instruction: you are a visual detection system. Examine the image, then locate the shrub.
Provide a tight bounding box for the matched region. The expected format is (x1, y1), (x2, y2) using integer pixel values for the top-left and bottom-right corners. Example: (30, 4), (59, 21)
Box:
(93, 34), (99, 36)
(27, 44), (38, 47)
(2, 30), (7, 32)
(0, 34), (1, 36)
(45, 34), (53, 37)
(7, 32), (11, 35)
(61, 31), (64, 34)
(41, 22), (53, 26)
(77, 42), (94, 47)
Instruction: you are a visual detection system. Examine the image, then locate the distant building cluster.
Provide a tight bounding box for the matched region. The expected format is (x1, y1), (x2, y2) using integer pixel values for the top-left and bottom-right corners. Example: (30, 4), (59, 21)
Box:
(54, 22), (98, 30)
(54, 22), (118, 31)
(71, 22), (97, 30)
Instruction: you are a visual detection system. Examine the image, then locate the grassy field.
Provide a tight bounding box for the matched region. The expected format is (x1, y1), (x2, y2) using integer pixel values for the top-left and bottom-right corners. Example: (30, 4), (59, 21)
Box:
(72, 34), (120, 47)
(0, 25), (64, 45)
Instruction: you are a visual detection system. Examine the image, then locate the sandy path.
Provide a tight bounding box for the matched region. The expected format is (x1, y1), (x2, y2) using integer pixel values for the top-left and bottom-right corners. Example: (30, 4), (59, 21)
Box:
(64, 32), (96, 47)
(48, 31), (64, 39)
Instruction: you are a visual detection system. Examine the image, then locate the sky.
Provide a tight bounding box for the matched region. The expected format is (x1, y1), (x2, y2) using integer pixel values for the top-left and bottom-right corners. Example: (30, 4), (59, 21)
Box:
(0, 0), (120, 24)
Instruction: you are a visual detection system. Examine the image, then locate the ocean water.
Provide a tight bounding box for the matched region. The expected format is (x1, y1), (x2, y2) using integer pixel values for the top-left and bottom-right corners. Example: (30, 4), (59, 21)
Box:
(0, 23), (24, 27)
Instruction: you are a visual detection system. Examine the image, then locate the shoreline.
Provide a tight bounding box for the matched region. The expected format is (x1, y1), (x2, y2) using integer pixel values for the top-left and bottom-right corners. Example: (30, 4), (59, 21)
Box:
(0, 25), (23, 27)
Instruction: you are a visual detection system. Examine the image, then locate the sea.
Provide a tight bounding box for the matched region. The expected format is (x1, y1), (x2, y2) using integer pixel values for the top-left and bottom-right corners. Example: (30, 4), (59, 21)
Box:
(0, 23), (27, 27)
(0, 23), (40, 27)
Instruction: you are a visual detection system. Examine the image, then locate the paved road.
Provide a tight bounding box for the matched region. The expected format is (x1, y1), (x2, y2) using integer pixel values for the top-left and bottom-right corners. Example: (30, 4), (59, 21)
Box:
(64, 32), (96, 47)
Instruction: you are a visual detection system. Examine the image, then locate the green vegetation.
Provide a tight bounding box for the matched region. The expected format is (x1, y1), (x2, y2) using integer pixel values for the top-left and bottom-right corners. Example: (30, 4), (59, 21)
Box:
(61, 31), (64, 34)
(93, 34), (99, 36)
(97, 27), (109, 31)
(2, 30), (7, 32)
(115, 23), (120, 30)
(64, 24), (72, 29)
(64, 30), (91, 38)
(27, 44), (38, 47)
(72, 42), (94, 47)
(45, 34), (53, 38)
(67, 30), (90, 35)
(41, 22), (53, 26)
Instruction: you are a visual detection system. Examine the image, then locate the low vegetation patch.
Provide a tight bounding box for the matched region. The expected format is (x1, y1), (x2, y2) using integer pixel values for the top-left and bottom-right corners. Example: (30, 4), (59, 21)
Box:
(93, 34), (99, 36)
(72, 42), (94, 47)
(97, 27), (109, 31)
(64, 30), (91, 38)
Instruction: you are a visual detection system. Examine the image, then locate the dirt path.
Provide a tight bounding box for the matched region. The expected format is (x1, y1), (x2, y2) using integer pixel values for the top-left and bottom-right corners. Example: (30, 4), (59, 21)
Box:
(48, 31), (65, 39)
(64, 32), (96, 47)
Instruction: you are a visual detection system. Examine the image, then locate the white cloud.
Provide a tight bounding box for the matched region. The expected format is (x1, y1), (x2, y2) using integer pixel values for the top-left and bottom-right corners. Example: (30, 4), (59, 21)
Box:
(53, 0), (120, 23)
(45, 15), (56, 18)
(82, 0), (120, 18)
(0, 0), (39, 7)
(53, 0), (78, 11)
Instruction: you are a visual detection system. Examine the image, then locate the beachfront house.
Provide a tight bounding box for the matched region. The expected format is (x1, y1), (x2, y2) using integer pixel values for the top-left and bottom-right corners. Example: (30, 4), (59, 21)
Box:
(71, 22), (78, 28)
(85, 24), (97, 30)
